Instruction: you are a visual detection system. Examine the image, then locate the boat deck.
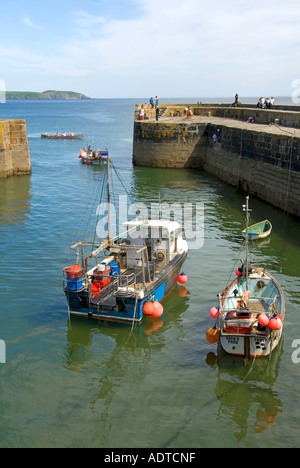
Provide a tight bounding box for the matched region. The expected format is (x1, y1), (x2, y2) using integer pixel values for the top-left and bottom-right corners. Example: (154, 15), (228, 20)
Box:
(89, 268), (152, 306)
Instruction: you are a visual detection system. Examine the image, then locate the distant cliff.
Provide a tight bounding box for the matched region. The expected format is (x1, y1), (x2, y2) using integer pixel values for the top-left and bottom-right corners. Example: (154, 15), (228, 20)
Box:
(6, 90), (91, 100)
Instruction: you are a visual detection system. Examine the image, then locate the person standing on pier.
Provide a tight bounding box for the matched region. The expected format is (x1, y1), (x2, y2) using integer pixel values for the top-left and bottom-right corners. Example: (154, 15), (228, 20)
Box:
(139, 105), (145, 120)
(231, 93), (239, 107)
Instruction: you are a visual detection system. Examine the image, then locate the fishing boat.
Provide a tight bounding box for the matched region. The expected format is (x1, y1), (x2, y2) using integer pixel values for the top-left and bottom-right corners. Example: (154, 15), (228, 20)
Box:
(62, 157), (189, 323)
(207, 197), (285, 358)
(79, 148), (109, 165)
(41, 133), (84, 140)
(242, 219), (272, 240)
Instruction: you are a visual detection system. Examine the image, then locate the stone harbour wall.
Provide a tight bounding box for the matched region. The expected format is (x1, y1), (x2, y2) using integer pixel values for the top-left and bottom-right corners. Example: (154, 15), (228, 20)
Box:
(133, 116), (300, 217)
(0, 119), (31, 178)
(204, 125), (300, 217)
(133, 122), (207, 168)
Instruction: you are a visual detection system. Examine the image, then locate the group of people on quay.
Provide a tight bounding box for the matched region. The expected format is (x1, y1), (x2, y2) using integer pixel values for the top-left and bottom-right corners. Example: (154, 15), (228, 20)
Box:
(139, 96), (160, 121)
(139, 93), (276, 123)
(231, 94), (275, 109)
(257, 96), (275, 109)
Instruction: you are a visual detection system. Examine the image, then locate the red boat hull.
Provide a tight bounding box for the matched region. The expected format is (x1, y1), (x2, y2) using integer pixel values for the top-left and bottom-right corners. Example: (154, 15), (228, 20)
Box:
(41, 134), (84, 140)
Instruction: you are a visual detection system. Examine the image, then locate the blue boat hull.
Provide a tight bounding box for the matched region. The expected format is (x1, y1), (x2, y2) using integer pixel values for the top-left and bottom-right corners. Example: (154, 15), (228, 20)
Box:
(64, 250), (187, 323)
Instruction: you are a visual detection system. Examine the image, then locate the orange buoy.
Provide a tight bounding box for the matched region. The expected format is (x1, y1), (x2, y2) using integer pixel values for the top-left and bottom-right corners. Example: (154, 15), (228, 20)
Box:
(143, 302), (154, 316)
(209, 307), (219, 319)
(269, 317), (283, 330)
(258, 313), (269, 327)
(151, 301), (164, 318)
(206, 327), (219, 344)
(178, 273), (188, 284)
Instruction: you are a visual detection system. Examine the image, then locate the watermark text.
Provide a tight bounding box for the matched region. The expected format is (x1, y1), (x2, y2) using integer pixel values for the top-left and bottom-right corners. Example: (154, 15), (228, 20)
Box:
(95, 195), (204, 250)
(292, 79), (300, 104)
(0, 340), (6, 364)
(0, 79), (6, 104)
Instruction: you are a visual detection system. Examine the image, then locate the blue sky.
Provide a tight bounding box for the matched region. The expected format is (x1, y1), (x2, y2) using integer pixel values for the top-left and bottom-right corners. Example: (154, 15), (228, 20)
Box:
(1, 0), (300, 98)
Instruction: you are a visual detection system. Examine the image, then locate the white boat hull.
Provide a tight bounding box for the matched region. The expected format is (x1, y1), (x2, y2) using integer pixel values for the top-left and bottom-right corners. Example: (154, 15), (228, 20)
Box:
(220, 329), (283, 358)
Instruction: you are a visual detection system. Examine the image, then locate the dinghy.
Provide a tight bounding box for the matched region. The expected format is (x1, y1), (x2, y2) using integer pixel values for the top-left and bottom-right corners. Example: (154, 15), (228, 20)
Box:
(242, 219), (272, 240)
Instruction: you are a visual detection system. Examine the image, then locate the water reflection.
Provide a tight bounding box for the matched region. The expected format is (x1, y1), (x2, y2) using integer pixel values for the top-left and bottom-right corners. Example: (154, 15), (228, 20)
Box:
(0, 175), (32, 225)
(206, 341), (283, 444)
(64, 283), (190, 372)
(131, 166), (208, 205)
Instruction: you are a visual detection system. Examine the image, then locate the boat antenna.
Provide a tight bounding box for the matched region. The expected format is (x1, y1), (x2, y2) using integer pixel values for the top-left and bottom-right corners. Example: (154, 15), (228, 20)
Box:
(107, 157), (111, 242)
(242, 196), (252, 290)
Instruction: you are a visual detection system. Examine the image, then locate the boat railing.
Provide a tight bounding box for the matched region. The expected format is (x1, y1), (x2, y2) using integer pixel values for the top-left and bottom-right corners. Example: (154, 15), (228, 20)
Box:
(113, 272), (137, 296)
(62, 271), (88, 293)
(220, 295), (278, 315)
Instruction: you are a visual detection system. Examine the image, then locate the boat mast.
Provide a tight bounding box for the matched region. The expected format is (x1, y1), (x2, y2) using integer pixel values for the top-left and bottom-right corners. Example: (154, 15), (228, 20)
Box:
(107, 157), (111, 242)
(243, 196), (252, 290)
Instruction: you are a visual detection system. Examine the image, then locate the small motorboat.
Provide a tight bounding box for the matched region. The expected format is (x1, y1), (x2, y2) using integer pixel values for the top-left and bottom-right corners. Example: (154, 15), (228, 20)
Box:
(79, 148), (109, 165)
(207, 197), (285, 358)
(242, 219), (272, 240)
(41, 133), (84, 140)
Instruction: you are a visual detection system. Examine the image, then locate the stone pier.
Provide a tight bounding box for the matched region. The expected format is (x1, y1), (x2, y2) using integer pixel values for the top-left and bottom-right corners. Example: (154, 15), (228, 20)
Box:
(133, 104), (300, 218)
(0, 119), (31, 178)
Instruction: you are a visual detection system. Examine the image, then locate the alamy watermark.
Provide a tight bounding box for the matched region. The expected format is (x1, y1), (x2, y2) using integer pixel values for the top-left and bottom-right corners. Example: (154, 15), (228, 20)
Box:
(0, 340), (6, 364)
(292, 79), (300, 104)
(95, 195), (205, 250)
(291, 339), (300, 364)
(0, 79), (6, 104)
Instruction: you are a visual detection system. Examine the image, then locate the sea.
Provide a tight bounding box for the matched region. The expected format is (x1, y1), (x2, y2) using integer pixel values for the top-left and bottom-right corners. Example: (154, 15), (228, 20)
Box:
(0, 97), (300, 449)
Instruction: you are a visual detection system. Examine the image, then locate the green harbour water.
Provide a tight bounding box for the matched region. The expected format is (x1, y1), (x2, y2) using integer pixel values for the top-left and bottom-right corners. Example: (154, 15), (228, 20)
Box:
(0, 98), (300, 448)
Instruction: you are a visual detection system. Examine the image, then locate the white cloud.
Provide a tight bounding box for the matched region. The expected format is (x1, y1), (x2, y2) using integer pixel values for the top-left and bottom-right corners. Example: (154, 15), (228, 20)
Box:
(22, 14), (42, 29)
(3, 1), (300, 96)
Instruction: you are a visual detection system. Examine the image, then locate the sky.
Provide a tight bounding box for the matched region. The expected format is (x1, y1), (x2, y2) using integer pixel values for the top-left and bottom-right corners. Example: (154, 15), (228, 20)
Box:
(1, 0), (300, 98)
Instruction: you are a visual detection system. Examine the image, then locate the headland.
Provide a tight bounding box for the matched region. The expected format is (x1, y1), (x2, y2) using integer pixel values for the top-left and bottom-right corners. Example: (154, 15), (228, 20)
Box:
(133, 103), (300, 218)
(6, 90), (91, 100)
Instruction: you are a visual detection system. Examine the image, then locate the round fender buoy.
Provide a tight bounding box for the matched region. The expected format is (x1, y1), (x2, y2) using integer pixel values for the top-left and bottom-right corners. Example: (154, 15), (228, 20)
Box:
(236, 268), (243, 277)
(258, 313), (269, 327)
(206, 327), (219, 344)
(269, 317), (283, 330)
(151, 301), (164, 318)
(143, 302), (154, 316)
(178, 273), (188, 284)
(209, 307), (219, 319)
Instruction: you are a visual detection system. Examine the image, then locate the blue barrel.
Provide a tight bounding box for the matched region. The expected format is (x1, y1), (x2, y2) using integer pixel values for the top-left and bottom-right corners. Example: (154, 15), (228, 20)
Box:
(110, 261), (120, 276)
(67, 276), (83, 291)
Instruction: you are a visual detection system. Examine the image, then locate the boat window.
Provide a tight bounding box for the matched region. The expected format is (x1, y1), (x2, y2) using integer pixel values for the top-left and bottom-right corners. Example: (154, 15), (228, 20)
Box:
(169, 231), (175, 253)
(162, 228), (169, 239)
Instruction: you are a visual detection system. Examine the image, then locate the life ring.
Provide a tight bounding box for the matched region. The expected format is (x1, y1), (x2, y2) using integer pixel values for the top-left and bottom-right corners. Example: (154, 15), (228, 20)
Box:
(257, 280), (266, 289)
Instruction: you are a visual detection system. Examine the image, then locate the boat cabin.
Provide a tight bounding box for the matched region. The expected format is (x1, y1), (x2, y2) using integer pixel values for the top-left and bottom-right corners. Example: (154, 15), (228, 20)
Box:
(119, 219), (182, 271)
(84, 219), (183, 284)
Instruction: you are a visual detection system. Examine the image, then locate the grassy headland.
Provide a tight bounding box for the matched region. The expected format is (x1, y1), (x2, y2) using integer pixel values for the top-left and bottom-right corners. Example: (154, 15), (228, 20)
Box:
(6, 90), (91, 100)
